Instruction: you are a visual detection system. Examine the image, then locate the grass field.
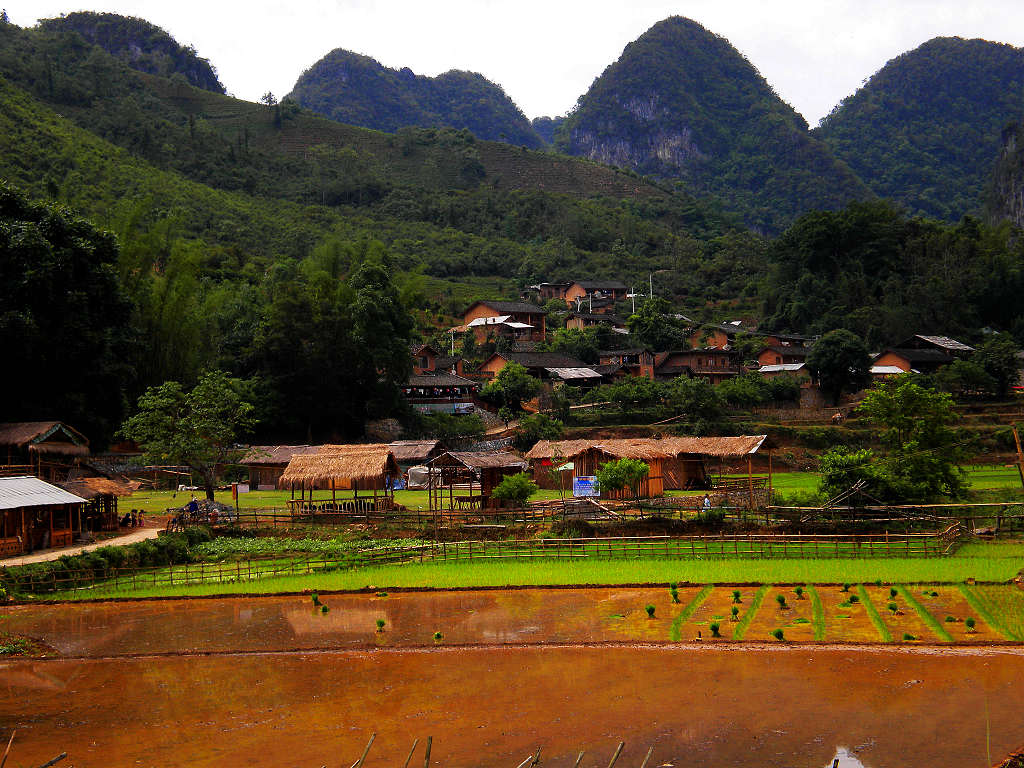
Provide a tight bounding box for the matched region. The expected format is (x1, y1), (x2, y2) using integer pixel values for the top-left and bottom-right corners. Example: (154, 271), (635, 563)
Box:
(46, 540), (1024, 600)
(122, 466), (1024, 515)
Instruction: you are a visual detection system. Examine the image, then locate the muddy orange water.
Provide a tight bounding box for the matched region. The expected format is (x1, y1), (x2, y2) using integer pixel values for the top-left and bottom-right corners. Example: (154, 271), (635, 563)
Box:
(3, 590), (1024, 767)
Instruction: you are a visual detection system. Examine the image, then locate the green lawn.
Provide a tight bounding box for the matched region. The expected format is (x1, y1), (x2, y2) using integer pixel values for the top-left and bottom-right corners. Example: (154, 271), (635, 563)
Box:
(46, 540), (1024, 601)
(122, 465), (1021, 515)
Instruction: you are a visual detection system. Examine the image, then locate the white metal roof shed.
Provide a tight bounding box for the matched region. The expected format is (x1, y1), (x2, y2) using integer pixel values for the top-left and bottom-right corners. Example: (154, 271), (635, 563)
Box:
(0, 476), (86, 511)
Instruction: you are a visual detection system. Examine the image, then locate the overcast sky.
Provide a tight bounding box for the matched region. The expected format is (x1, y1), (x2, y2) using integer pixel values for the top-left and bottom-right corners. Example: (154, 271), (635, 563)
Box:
(5, 1), (1023, 125)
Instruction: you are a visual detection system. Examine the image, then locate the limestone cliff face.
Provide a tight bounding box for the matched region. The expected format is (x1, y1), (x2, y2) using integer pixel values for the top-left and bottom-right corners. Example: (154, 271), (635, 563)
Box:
(987, 121), (1024, 227)
(559, 16), (869, 232)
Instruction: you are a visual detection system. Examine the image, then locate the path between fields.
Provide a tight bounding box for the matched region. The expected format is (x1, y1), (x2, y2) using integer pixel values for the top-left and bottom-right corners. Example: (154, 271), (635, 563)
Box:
(0, 527), (161, 567)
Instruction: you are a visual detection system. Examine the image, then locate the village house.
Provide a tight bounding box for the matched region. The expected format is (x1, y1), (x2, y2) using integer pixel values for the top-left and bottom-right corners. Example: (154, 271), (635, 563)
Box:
(461, 300), (547, 343)
(756, 343), (810, 367)
(0, 475), (84, 555)
(651, 349), (740, 385)
(531, 282), (571, 301)
(402, 372), (479, 414)
(240, 445), (320, 490)
(565, 312), (629, 332)
(563, 280), (629, 307)
(0, 421), (90, 482)
(411, 343), (464, 376)
(872, 335), (975, 375)
(479, 351), (604, 389)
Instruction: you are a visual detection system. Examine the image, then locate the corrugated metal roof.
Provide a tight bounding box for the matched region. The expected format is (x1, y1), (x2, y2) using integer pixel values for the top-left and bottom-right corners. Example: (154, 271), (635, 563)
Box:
(871, 365), (905, 375)
(0, 476), (86, 510)
(914, 335), (974, 352)
(758, 363), (805, 373)
(545, 367), (603, 379)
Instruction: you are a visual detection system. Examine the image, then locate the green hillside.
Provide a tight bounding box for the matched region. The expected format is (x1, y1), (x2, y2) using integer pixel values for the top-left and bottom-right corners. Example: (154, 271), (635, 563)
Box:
(38, 11), (224, 93)
(815, 37), (1024, 222)
(288, 49), (543, 149)
(558, 16), (871, 233)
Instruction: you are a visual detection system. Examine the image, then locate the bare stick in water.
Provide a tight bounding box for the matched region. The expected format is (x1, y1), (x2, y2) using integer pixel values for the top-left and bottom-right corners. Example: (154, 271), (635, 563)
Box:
(639, 745), (654, 768)
(351, 732), (376, 768)
(403, 738), (420, 768)
(607, 742), (625, 768)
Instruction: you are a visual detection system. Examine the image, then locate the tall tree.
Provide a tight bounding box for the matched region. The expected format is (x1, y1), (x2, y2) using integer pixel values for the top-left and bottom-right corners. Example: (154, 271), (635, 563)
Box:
(806, 329), (871, 405)
(120, 370), (255, 500)
(974, 334), (1021, 398)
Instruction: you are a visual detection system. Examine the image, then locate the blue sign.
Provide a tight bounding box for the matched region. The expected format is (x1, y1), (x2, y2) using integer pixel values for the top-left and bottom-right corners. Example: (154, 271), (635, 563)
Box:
(573, 476), (600, 498)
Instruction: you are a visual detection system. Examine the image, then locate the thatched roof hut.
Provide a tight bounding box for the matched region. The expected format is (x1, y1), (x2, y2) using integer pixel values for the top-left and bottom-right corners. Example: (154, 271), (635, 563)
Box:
(0, 422), (90, 481)
(278, 444), (399, 491)
(426, 451), (528, 509)
(57, 477), (137, 533)
(525, 440), (668, 498)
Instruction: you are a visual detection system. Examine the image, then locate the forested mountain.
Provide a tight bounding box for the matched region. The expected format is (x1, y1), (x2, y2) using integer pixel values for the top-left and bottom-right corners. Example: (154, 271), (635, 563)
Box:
(288, 49), (543, 148)
(815, 37), (1024, 222)
(531, 116), (564, 145)
(557, 16), (870, 233)
(0, 17), (770, 443)
(986, 118), (1024, 227)
(37, 11), (224, 93)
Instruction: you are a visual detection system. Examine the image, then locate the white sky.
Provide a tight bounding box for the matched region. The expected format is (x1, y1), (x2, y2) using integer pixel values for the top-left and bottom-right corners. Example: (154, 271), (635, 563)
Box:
(5, 1), (1023, 125)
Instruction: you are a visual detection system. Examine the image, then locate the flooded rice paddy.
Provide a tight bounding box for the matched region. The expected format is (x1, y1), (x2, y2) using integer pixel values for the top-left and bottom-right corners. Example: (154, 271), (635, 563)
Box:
(3, 587), (1024, 767)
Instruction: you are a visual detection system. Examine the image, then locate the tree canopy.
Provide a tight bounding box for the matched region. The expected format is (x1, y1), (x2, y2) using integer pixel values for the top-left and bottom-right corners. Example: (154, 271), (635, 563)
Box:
(805, 329), (871, 405)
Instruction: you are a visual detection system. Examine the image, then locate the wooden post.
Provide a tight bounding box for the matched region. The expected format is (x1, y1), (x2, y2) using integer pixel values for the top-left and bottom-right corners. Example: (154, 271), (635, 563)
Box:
(747, 456), (755, 511)
(768, 450), (773, 503)
(1013, 426), (1024, 491)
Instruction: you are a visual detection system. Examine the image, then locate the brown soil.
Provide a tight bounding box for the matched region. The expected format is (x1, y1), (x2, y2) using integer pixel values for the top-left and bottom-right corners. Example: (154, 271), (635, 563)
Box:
(3, 646), (1024, 767)
(744, 586), (816, 642)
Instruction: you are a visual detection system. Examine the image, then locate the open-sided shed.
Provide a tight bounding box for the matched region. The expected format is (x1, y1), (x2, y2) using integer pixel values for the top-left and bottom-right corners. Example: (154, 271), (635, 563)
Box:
(278, 444), (400, 513)
(0, 421), (89, 481)
(426, 451), (528, 510)
(660, 435), (768, 490)
(58, 477), (137, 532)
(0, 476), (85, 556)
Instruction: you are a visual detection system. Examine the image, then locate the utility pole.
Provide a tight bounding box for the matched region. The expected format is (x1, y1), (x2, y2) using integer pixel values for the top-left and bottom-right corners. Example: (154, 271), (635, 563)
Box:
(1013, 425), (1024, 491)
(649, 273), (654, 299)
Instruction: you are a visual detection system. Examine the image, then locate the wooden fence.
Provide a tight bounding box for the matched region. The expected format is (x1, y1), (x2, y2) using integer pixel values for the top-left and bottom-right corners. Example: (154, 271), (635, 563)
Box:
(8, 524), (965, 595)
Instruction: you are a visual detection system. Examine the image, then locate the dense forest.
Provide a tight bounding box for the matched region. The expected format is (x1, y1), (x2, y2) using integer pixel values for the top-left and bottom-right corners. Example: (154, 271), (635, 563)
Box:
(288, 49), (544, 149)
(556, 16), (871, 233)
(815, 37), (1024, 222)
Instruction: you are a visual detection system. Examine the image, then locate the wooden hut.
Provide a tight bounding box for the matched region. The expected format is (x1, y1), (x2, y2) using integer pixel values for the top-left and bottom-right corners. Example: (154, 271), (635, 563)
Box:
(58, 477), (136, 532)
(388, 440), (443, 475)
(659, 435), (769, 491)
(0, 421), (89, 481)
(278, 444), (400, 513)
(426, 451), (528, 510)
(240, 445), (319, 489)
(524, 439), (670, 499)
(0, 476), (85, 556)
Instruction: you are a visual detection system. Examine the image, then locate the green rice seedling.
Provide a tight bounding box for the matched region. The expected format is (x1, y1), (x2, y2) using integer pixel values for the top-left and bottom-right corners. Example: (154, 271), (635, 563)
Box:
(808, 586), (826, 641)
(733, 586), (768, 641)
(903, 632), (916, 641)
(965, 617), (976, 632)
(731, 606), (740, 621)
(930, 591), (939, 597)
(376, 618), (386, 632)
(875, 579), (883, 587)
(858, 584), (892, 642)
(376, 591), (388, 597)
(321, 605), (329, 614)
(710, 622), (721, 638)
(311, 592), (320, 605)
(841, 583), (851, 592)
(945, 615), (957, 622)
(849, 594), (860, 604)
(670, 586), (680, 604)
(776, 593), (787, 609)
(889, 587), (898, 599)
(433, 631), (443, 641)
(897, 585), (952, 642)
(794, 586), (804, 599)
(645, 604), (656, 618)
(732, 590), (741, 603)
(887, 602), (898, 614)
(959, 585), (1020, 641)
(772, 629), (784, 641)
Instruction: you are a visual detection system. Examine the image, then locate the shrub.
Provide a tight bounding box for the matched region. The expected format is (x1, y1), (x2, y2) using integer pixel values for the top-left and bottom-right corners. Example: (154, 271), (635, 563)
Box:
(645, 604), (656, 618)
(491, 473), (538, 507)
(710, 622), (721, 637)
(776, 594), (787, 609)
(550, 519), (594, 538)
(772, 629), (784, 641)
(376, 619), (386, 632)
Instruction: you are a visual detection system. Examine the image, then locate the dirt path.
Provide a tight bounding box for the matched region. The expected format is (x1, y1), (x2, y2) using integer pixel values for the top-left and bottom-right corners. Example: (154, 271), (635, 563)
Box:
(0, 526), (160, 567)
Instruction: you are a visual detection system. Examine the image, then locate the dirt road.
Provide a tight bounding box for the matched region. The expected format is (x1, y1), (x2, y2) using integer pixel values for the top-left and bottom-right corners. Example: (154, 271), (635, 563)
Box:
(0, 526), (160, 567)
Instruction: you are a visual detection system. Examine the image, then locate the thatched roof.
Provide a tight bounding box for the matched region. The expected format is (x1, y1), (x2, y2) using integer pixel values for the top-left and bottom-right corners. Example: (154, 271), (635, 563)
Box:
(59, 477), (138, 499)
(660, 435), (768, 458)
(526, 436), (768, 461)
(240, 445), (319, 465)
(431, 451), (528, 470)
(279, 445), (398, 489)
(388, 440), (442, 462)
(525, 439), (672, 461)
(0, 421), (89, 456)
